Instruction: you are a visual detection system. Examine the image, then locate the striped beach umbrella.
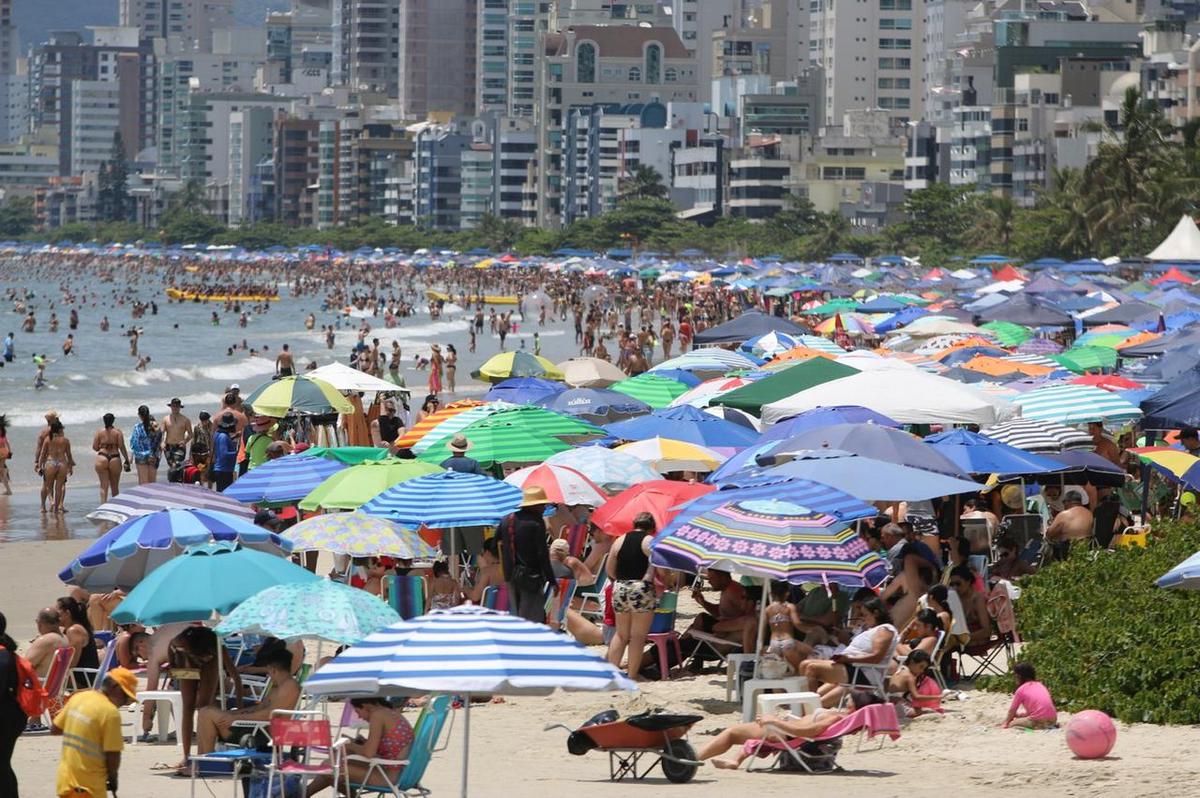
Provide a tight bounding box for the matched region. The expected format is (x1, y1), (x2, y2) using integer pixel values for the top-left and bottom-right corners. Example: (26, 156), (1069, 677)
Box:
(610, 373), (691, 408)
(409, 401), (517, 453)
(361, 471), (523, 528)
(650, 497), (888, 587)
(543, 447), (659, 491)
(394, 400), (487, 449)
(740, 331), (801, 358)
(981, 418), (1095, 453)
(669, 376), (758, 408)
(60, 508), (293, 590)
(283, 512), (439, 558)
(86, 482), (255, 525)
(471, 351), (564, 383)
(652, 347), (759, 373)
(215, 580), (400, 645)
(221, 453), (349, 504)
(980, 320), (1032, 346)
(684, 479), (877, 524)
(793, 335), (846, 355)
(503, 464), (608, 507)
(1012, 383), (1142, 425)
(614, 436), (727, 473)
(298, 459), (443, 511)
(242, 375), (354, 416)
(1052, 345), (1118, 374)
(417, 419), (580, 467)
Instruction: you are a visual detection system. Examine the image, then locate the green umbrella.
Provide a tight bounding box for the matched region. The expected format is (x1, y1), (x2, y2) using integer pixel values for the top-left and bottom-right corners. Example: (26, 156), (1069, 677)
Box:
(713, 358), (859, 415)
(609, 373), (691, 408)
(242, 375), (354, 417)
(418, 407), (603, 463)
(215, 580), (400, 645)
(1052, 345), (1118, 374)
(638, 267), (661, 278)
(418, 420), (574, 467)
(298, 459), (443, 511)
(302, 446), (392, 465)
(804, 298), (859, 315)
(980, 321), (1032, 347)
(111, 541), (319, 625)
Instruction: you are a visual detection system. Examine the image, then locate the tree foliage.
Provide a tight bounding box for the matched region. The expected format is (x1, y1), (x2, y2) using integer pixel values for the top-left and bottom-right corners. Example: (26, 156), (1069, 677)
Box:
(0, 197), (36, 237)
(96, 131), (131, 223)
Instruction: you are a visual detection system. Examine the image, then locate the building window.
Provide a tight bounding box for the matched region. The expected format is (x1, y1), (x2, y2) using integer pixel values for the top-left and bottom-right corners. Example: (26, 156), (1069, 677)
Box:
(645, 43), (662, 84)
(628, 66), (641, 82)
(664, 67), (677, 82)
(577, 42), (595, 83)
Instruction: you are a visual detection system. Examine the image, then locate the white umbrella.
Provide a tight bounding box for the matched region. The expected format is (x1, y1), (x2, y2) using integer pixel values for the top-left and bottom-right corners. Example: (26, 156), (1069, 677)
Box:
(557, 357), (627, 388)
(308, 361), (409, 393)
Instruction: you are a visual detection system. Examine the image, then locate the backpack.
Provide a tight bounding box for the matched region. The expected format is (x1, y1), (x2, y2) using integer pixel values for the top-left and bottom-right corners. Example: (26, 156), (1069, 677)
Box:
(9, 649), (47, 718)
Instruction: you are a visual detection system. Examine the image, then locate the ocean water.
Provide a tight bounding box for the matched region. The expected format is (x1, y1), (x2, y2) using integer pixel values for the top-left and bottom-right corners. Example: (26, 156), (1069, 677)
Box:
(0, 273), (578, 542)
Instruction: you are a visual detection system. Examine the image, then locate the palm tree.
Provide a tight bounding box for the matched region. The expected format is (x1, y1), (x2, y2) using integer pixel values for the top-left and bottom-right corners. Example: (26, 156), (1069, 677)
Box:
(617, 165), (668, 202)
(971, 194), (1017, 250)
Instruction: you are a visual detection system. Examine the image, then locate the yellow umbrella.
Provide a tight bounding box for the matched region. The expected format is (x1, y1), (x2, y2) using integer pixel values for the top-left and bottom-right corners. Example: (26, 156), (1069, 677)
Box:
(614, 437), (726, 473)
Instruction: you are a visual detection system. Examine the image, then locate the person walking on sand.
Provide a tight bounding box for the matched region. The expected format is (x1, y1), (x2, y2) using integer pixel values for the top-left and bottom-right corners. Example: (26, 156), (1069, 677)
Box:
(428, 344), (443, 395)
(162, 398), (193, 484)
(38, 419), (74, 514)
(445, 344), (457, 393)
(51, 667), (136, 798)
(130, 405), (162, 485)
(0, 612), (27, 797)
(92, 413), (130, 503)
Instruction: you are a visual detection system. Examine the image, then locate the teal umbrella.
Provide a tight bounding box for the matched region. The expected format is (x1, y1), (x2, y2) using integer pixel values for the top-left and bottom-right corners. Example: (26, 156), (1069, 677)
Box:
(110, 541), (319, 625)
(215, 580), (400, 645)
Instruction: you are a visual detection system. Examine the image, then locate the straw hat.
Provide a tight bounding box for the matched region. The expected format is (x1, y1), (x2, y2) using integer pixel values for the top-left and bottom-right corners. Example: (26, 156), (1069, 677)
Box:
(449, 434), (471, 453)
(520, 486), (550, 507)
(1000, 484), (1024, 510)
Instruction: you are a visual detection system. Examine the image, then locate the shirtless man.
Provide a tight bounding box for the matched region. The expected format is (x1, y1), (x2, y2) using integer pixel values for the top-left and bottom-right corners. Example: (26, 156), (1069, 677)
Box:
(24, 607), (69, 677)
(1045, 488), (1094, 545)
(130, 622), (192, 739)
(949, 564), (992, 646)
(275, 343), (295, 377)
(1088, 422), (1121, 466)
(162, 399), (193, 483)
(686, 569), (757, 668)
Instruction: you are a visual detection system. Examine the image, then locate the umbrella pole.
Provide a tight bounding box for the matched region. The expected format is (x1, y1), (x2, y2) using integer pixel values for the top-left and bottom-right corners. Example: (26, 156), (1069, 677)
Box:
(461, 692), (471, 798)
(752, 577), (768, 680)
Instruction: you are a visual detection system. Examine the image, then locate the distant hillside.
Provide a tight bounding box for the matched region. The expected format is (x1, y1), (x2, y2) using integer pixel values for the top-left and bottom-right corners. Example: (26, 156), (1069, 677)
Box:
(14, 0), (290, 51)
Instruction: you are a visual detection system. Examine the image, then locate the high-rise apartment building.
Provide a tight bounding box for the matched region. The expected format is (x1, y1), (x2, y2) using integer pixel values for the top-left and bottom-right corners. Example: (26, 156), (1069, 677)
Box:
(119, 0), (235, 49)
(397, 0), (477, 118)
(808, 0), (923, 126)
(0, 0), (25, 145)
(475, 0), (551, 117)
(0, 0), (15, 75)
(266, 1), (334, 85)
(333, 0), (401, 98)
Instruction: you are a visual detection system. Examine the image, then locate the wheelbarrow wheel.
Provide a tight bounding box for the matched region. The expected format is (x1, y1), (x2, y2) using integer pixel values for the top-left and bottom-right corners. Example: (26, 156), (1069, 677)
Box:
(662, 740), (698, 784)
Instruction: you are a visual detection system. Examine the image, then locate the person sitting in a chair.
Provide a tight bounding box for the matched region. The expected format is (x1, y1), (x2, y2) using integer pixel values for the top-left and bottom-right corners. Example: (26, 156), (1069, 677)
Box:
(685, 569), (756, 671)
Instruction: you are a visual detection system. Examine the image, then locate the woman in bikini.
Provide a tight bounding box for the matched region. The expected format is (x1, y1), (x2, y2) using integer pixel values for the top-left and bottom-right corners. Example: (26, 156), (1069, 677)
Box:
(38, 419), (74, 513)
(92, 413), (131, 503)
(304, 696), (414, 797)
(762, 581), (812, 675)
(887, 650), (942, 718)
(445, 344), (457, 394)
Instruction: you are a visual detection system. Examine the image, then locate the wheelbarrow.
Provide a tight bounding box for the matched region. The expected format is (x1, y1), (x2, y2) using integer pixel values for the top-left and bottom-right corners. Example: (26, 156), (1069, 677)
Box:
(548, 710), (704, 783)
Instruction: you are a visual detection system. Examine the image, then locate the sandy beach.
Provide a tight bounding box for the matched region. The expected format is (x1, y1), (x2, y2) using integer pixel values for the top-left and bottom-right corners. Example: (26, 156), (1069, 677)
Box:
(6, 540), (1196, 798)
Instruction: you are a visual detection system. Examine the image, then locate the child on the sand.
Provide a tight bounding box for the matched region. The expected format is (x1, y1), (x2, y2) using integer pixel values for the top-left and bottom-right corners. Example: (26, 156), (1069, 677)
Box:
(1003, 662), (1058, 729)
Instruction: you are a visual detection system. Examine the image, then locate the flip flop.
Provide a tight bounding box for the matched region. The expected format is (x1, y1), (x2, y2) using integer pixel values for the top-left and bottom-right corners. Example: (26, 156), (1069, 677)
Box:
(150, 762), (181, 772)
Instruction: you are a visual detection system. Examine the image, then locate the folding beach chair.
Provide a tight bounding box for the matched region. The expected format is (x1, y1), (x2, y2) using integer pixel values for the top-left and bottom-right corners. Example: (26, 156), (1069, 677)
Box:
(480, 584), (510, 612)
(29, 646), (74, 729)
(958, 581), (1020, 680)
(338, 694), (452, 796)
(70, 636), (118, 691)
(744, 703), (901, 773)
(264, 710), (337, 796)
(544, 578), (576, 631)
(960, 518), (991, 557)
(386, 574), (428, 621)
(576, 555), (608, 620)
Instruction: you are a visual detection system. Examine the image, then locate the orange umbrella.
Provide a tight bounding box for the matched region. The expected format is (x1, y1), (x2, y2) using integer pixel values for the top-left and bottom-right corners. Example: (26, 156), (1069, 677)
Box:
(393, 399), (486, 448)
(960, 355), (1052, 378)
(1116, 330), (1160, 351)
(932, 336), (1003, 360)
(771, 346), (835, 363)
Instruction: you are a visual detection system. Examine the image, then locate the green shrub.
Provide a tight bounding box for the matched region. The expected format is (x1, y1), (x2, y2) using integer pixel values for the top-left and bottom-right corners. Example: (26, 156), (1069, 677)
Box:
(995, 521), (1200, 724)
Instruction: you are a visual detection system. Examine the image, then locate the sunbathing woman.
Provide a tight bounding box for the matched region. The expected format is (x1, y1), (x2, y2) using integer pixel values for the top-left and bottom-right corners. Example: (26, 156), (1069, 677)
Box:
(697, 691), (885, 769)
(801, 598), (897, 708)
(761, 581), (812, 674)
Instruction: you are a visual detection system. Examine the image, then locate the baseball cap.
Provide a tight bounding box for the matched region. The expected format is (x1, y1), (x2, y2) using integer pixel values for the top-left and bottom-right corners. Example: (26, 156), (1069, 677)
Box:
(107, 667), (138, 700)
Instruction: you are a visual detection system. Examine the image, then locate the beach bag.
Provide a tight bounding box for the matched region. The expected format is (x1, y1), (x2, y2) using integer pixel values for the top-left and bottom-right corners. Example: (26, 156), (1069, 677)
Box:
(247, 772), (304, 798)
(759, 652), (793, 680)
(10, 649), (47, 718)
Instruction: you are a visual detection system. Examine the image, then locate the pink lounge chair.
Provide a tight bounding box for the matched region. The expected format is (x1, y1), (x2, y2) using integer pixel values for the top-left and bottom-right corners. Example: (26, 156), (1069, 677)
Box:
(742, 703), (901, 773)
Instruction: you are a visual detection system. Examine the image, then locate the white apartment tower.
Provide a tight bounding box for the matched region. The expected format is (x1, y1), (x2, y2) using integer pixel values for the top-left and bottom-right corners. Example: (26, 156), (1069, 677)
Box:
(119, 0), (235, 49)
(809, 0), (923, 125)
(476, 0), (551, 117)
(333, 0), (401, 97)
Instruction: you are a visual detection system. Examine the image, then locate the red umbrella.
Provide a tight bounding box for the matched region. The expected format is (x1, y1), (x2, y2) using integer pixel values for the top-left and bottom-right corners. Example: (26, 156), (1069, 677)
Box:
(503, 464), (608, 506)
(1070, 374), (1145, 391)
(590, 480), (715, 536)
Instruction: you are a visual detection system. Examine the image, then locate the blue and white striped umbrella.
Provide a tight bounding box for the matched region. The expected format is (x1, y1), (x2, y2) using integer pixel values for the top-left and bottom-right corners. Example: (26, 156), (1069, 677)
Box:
(360, 471), (522, 528)
(740, 331), (801, 358)
(86, 482), (255, 525)
(60, 509), (293, 590)
(305, 605), (636, 696)
(1157, 551), (1200, 590)
(544, 446), (659, 491)
(651, 347), (759, 373)
(1012, 384), (1143, 425)
(794, 334), (846, 355)
(222, 453), (349, 504)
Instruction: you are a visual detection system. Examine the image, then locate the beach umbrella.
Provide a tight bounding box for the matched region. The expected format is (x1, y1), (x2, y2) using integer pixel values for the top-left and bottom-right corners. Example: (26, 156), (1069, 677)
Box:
(980, 418), (1094, 453)
(610, 373), (692, 408)
(1012, 384), (1143, 425)
(740, 331), (801, 358)
(1071, 374), (1145, 392)
(394, 400), (486, 449)
(923, 429), (1067, 477)
(283, 512), (439, 559)
(408, 402), (519, 454)
(652, 348), (758, 374)
(690, 310), (807, 346)
(1052, 346), (1119, 374)
(1156, 551), (1200, 589)
(1042, 451), (1126, 488)
(298, 459), (442, 511)
(242, 375), (354, 416)
(86, 482), (255, 525)
(685, 479), (877, 526)
(791, 335), (846, 355)
(738, 449), (983, 501)
(110, 541), (319, 625)
(757, 406), (901, 446)
(305, 605), (636, 798)
(483, 377), (566, 405)
(534, 387), (651, 424)
(298, 446), (392, 464)
(1131, 448), (1200, 492)
(713, 358), (859, 415)
(979, 321), (1032, 346)
(763, 422), (971, 478)
(604, 405), (760, 452)
(59, 509), (293, 590)
(307, 362), (408, 393)
(556, 357), (627, 388)
(703, 405), (762, 431)
(1016, 337), (1064, 355)
(215, 580), (400, 645)
(669, 376), (758, 408)
(614, 437), (726, 473)
(471, 351), (564, 383)
(543, 447), (659, 491)
(649, 497), (888, 587)
(417, 420), (580, 467)
(503, 464), (607, 507)
(590, 480), (716, 536)
(361, 471), (522, 528)
(221, 453), (349, 505)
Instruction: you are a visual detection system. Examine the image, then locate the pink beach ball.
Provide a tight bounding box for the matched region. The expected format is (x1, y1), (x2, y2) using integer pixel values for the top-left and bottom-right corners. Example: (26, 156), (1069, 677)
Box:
(1066, 710), (1116, 759)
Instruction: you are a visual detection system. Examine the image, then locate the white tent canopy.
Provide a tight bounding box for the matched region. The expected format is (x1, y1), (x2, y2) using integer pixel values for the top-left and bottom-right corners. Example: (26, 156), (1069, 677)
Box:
(307, 362), (408, 393)
(761, 370), (1018, 426)
(1147, 215), (1200, 261)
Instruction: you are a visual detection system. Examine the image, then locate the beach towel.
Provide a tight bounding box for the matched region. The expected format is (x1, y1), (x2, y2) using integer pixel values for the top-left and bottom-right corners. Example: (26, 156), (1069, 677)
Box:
(743, 703), (901, 760)
(388, 574), (427, 620)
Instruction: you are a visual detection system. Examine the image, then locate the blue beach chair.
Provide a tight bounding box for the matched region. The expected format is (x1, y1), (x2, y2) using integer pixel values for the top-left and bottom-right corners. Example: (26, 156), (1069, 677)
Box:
(339, 695), (452, 796)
